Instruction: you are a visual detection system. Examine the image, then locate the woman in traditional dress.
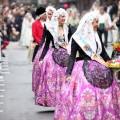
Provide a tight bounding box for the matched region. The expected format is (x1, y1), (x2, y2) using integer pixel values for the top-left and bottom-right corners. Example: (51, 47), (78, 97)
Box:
(54, 11), (120, 120)
(35, 8), (72, 107)
(32, 6), (56, 92)
(19, 12), (34, 47)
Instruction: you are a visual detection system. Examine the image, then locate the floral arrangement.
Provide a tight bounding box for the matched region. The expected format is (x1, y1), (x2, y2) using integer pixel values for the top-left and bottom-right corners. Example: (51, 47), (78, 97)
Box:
(113, 41), (120, 52)
(106, 59), (120, 69)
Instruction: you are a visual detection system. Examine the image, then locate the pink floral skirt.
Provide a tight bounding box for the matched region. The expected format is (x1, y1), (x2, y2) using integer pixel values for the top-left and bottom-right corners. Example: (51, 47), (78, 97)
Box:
(54, 60), (120, 120)
(35, 48), (67, 107)
(32, 44), (45, 92)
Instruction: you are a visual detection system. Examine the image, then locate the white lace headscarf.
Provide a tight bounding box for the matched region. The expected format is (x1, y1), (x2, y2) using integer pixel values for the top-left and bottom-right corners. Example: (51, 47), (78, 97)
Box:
(67, 11), (102, 60)
(46, 6), (56, 13)
(45, 6), (56, 28)
(48, 8), (69, 48)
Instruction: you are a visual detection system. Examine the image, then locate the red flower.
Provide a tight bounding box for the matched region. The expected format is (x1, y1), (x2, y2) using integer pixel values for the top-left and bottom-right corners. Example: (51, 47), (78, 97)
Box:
(117, 48), (120, 52)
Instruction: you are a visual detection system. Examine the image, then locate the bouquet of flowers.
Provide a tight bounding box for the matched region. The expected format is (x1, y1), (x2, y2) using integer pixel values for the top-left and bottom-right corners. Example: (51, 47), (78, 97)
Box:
(113, 41), (120, 52)
(111, 41), (120, 59)
(106, 59), (120, 70)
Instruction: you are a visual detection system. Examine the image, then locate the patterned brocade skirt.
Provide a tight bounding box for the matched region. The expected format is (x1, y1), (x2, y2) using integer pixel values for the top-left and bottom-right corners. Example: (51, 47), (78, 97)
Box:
(54, 60), (120, 120)
(35, 48), (69, 107)
(32, 44), (45, 92)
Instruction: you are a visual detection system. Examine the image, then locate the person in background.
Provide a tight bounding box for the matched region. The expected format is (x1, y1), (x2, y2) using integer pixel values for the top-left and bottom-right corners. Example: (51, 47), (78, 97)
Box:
(109, 1), (118, 21)
(107, 3), (112, 14)
(19, 12), (34, 47)
(32, 5), (56, 94)
(66, 8), (72, 19)
(10, 16), (19, 41)
(29, 4), (36, 19)
(32, 7), (47, 62)
(0, 18), (9, 57)
(91, 1), (99, 12)
(3, 17), (11, 41)
(14, 8), (24, 36)
(98, 6), (113, 48)
(70, 4), (78, 14)
(68, 12), (79, 34)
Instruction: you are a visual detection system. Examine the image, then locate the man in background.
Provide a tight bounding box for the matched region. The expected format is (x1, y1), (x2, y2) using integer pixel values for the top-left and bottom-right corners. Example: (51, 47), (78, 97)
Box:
(32, 7), (46, 62)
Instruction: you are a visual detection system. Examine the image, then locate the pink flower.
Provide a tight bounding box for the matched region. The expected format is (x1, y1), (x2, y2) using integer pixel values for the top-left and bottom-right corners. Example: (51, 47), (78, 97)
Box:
(116, 59), (120, 62)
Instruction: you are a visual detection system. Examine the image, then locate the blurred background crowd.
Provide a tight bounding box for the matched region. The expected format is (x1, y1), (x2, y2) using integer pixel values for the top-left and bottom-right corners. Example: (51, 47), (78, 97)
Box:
(0, 0), (120, 56)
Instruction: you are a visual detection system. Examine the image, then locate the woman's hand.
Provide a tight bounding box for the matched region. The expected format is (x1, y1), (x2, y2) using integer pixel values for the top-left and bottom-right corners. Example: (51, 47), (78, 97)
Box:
(62, 42), (67, 49)
(39, 60), (43, 66)
(66, 75), (71, 82)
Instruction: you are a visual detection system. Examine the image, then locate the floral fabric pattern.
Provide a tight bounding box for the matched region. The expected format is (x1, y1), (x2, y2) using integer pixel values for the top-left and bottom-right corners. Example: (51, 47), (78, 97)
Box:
(32, 44), (45, 92)
(52, 48), (69, 67)
(54, 60), (120, 120)
(35, 48), (67, 107)
(83, 60), (113, 89)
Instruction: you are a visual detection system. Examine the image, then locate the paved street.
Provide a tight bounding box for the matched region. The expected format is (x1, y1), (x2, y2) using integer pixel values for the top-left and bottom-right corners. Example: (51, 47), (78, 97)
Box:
(0, 42), (54, 120)
(0, 41), (113, 120)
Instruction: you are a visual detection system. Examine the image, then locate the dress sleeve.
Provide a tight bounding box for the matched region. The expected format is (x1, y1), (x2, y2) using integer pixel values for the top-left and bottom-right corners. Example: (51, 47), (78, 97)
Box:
(66, 38), (79, 76)
(100, 37), (110, 61)
(68, 25), (72, 41)
(39, 32), (51, 61)
(39, 25), (46, 48)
